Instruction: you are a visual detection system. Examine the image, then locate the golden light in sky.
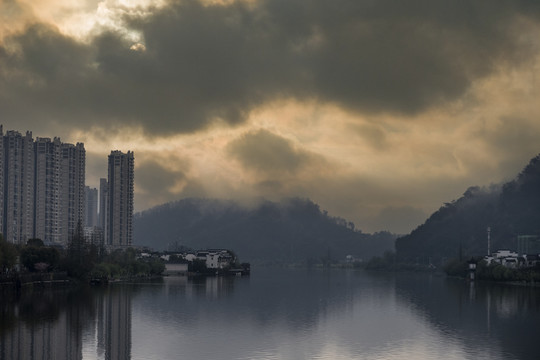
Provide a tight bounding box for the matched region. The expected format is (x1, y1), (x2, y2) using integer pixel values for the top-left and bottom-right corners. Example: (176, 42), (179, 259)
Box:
(2, 0), (540, 233)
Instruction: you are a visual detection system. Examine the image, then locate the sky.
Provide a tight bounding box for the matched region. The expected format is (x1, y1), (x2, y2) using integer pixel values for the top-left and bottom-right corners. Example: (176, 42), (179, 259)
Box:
(1, 0), (540, 234)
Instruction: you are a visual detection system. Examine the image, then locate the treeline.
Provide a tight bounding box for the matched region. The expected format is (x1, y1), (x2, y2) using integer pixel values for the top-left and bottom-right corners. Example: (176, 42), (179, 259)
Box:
(444, 258), (540, 282)
(359, 251), (437, 272)
(0, 226), (164, 282)
(396, 154), (540, 265)
(134, 197), (397, 263)
(361, 251), (540, 282)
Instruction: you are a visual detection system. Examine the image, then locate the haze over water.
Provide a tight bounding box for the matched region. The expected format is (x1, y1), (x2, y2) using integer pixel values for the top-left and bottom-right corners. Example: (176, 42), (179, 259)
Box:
(1, 268), (539, 360)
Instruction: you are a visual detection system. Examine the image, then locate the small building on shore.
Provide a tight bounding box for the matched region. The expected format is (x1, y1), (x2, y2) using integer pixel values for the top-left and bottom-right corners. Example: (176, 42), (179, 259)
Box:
(164, 263), (188, 276)
(163, 249), (247, 276)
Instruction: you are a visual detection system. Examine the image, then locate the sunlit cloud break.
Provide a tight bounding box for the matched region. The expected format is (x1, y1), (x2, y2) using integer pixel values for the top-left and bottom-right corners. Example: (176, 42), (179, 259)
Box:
(1, 0), (540, 233)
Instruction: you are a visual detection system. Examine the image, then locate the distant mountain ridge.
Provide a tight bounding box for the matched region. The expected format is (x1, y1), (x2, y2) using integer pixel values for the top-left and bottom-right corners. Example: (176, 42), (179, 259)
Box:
(133, 197), (396, 263)
(396, 154), (540, 265)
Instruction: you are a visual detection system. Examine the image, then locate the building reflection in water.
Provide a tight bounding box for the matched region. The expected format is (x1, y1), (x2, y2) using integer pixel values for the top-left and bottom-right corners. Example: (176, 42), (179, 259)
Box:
(101, 286), (132, 360)
(1, 310), (82, 360)
(0, 285), (133, 360)
(84, 285), (133, 360)
(161, 274), (238, 300)
(0, 287), (89, 360)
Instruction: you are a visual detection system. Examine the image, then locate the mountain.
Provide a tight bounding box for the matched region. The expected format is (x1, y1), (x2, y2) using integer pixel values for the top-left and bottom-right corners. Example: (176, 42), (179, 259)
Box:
(396, 154), (540, 265)
(133, 197), (396, 263)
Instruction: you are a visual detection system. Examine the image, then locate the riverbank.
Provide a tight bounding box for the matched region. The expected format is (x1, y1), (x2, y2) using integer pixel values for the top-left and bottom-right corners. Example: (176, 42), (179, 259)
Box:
(0, 272), (70, 290)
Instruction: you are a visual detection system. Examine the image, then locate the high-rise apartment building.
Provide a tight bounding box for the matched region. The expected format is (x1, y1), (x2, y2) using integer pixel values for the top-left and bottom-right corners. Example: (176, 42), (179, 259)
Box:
(60, 142), (86, 244)
(34, 137), (62, 244)
(0, 126), (85, 245)
(85, 186), (98, 228)
(99, 178), (108, 243)
(106, 151), (134, 248)
(0, 130), (3, 237)
(2, 130), (35, 244)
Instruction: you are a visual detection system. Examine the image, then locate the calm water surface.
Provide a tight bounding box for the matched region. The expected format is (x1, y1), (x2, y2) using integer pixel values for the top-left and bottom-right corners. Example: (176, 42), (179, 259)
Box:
(1, 268), (539, 360)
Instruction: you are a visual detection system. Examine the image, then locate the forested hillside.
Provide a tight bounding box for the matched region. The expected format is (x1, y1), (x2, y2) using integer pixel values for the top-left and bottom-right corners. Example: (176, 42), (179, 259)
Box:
(133, 198), (396, 263)
(396, 154), (540, 265)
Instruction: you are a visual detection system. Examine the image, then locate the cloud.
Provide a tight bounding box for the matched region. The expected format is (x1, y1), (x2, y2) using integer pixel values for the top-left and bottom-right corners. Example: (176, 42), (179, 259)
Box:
(371, 206), (428, 234)
(2, 0), (540, 234)
(136, 161), (184, 194)
(134, 160), (200, 208)
(227, 128), (325, 177)
(347, 123), (389, 151)
(85, 150), (108, 187)
(1, 0), (540, 136)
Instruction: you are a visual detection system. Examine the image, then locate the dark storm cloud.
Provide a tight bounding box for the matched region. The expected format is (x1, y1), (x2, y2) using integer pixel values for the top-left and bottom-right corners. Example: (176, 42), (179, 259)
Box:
(134, 160), (207, 208)
(1, 0), (539, 134)
(227, 129), (322, 176)
(136, 161), (184, 194)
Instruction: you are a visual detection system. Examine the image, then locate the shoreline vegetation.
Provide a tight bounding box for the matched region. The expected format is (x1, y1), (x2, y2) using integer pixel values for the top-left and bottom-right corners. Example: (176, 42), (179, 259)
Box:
(0, 224), (166, 290)
(443, 257), (540, 284)
(2, 223), (538, 290)
(356, 251), (540, 285)
(1, 226), (251, 291)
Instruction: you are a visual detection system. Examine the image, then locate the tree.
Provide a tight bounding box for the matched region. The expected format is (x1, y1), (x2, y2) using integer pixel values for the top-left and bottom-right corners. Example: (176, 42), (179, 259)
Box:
(0, 235), (17, 273)
(148, 258), (165, 275)
(189, 259), (207, 273)
(26, 238), (44, 247)
(68, 221), (87, 264)
(62, 220), (94, 278)
(20, 245), (59, 272)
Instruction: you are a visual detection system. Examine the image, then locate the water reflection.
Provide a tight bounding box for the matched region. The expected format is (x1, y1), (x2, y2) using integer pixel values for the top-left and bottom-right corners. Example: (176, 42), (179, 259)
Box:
(88, 285), (133, 360)
(0, 286), (95, 360)
(392, 273), (540, 360)
(1, 270), (539, 360)
(0, 285), (134, 360)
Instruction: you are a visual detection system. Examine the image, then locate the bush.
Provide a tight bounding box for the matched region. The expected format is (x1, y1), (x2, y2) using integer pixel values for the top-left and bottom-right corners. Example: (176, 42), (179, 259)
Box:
(443, 258), (471, 277)
(0, 236), (17, 272)
(20, 245), (60, 272)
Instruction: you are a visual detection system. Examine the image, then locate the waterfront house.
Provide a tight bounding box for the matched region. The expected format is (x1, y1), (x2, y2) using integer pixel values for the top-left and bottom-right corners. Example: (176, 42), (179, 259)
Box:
(205, 249), (235, 269)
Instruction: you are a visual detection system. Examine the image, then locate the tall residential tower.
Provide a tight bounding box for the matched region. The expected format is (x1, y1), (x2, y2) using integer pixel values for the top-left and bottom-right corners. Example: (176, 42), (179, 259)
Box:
(99, 178), (108, 243)
(3, 130), (34, 244)
(0, 126), (85, 246)
(106, 151), (134, 248)
(85, 186), (98, 228)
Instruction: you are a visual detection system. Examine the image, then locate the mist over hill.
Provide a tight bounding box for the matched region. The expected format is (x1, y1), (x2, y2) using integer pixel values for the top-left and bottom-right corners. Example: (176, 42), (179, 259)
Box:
(396, 154), (540, 265)
(133, 197), (396, 263)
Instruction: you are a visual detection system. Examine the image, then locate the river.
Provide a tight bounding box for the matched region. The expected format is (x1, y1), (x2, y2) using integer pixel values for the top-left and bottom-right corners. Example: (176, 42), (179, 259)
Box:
(1, 268), (539, 360)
